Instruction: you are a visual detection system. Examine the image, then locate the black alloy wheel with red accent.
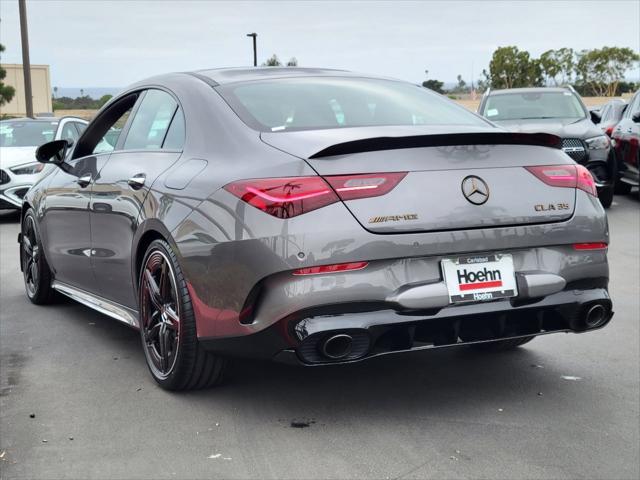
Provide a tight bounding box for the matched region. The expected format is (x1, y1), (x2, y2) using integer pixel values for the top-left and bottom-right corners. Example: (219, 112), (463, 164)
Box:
(139, 239), (227, 390)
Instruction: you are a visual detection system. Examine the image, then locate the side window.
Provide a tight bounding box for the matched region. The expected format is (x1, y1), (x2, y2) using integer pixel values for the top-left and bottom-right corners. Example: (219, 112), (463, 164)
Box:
(123, 90), (177, 150)
(92, 108), (133, 154)
(632, 94), (640, 115)
(74, 122), (87, 136)
(60, 122), (80, 142)
(73, 93), (139, 159)
(625, 94), (640, 118)
(162, 108), (185, 150)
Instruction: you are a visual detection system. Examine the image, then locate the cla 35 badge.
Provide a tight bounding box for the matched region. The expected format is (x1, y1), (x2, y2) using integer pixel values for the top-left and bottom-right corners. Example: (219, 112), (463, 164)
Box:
(441, 254), (518, 303)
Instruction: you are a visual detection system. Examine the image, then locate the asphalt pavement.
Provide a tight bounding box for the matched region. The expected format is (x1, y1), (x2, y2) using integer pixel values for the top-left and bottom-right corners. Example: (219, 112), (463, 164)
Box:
(1, 195), (638, 480)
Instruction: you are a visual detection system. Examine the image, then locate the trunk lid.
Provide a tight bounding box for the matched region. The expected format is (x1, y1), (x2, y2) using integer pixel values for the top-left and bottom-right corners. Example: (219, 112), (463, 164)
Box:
(261, 127), (576, 233)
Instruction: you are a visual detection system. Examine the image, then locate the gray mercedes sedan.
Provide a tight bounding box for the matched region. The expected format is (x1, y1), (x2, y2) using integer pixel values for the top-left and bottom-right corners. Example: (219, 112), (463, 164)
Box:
(24, 68), (612, 390)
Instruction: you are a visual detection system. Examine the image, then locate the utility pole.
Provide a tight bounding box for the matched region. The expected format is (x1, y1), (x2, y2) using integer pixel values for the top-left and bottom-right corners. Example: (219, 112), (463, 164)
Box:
(18, 0), (34, 118)
(246, 33), (257, 67)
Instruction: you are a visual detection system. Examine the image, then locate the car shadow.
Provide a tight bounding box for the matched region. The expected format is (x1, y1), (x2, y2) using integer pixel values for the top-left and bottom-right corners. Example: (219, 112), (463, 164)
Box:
(50, 298), (570, 423)
(0, 210), (21, 224)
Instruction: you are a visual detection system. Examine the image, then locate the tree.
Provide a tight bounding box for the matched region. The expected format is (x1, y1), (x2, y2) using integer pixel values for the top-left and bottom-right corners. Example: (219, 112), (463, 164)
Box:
(451, 74), (468, 94)
(575, 47), (640, 96)
(476, 72), (489, 93)
(0, 43), (16, 106)
(80, 88), (84, 97)
(262, 54), (281, 66)
(262, 54), (298, 67)
(486, 46), (543, 89)
(422, 79), (444, 94)
(539, 48), (575, 86)
(53, 86), (58, 98)
(98, 94), (112, 108)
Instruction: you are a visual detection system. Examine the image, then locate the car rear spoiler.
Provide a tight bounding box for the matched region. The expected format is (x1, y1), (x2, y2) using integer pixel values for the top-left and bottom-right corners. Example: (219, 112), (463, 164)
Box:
(309, 132), (562, 159)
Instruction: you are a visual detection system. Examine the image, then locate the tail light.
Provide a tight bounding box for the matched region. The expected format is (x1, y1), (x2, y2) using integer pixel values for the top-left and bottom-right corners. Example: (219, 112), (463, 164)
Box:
(573, 242), (608, 250)
(525, 164), (598, 197)
(224, 176), (339, 218)
(575, 164), (598, 197)
(292, 261), (368, 276)
(325, 172), (407, 201)
(605, 126), (614, 137)
(225, 172), (407, 218)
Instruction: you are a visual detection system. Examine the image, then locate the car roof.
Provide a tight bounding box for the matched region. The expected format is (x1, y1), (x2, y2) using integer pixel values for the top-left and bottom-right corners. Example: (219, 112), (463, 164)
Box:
(192, 67), (392, 85)
(488, 87), (572, 96)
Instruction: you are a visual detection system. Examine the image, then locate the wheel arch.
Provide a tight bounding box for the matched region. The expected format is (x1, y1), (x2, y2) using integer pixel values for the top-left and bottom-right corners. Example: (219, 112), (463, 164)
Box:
(21, 201), (32, 221)
(132, 219), (183, 300)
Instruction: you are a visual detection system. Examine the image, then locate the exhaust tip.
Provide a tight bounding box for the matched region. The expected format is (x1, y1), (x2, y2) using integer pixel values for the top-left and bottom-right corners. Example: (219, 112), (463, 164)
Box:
(321, 334), (354, 360)
(585, 304), (607, 328)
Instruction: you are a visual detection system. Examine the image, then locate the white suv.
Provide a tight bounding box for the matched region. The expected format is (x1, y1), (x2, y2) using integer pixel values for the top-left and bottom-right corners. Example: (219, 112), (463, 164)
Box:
(0, 117), (88, 210)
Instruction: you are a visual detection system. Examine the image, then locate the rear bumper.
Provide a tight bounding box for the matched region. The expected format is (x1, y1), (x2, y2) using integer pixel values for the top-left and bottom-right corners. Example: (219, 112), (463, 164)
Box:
(201, 285), (612, 365)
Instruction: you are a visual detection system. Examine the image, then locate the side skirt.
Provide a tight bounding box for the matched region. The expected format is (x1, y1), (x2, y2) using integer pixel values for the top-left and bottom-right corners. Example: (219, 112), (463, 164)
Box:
(52, 281), (140, 329)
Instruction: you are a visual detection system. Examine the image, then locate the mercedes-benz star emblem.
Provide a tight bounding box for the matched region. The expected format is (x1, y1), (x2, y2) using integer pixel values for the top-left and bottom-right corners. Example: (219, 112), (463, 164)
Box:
(461, 175), (490, 205)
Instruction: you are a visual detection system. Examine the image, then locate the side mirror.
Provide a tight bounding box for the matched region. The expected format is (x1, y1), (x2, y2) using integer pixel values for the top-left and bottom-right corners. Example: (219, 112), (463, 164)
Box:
(590, 110), (601, 124)
(632, 112), (640, 123)
(35, 139), (73, 165)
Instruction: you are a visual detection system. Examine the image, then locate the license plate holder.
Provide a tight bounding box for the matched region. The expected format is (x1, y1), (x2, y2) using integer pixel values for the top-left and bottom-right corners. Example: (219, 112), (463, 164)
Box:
(441, 254), (518, 304)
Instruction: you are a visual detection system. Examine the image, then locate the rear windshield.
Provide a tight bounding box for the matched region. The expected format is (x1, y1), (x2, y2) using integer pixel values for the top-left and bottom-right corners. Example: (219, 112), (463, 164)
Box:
(483, 91), (586, 121)
(0, 121), (58, 147)
(217, 77), (489, 132)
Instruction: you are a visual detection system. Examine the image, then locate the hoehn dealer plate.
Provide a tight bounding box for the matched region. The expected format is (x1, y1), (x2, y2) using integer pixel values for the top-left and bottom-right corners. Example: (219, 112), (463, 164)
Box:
(441, 254), (518, 303)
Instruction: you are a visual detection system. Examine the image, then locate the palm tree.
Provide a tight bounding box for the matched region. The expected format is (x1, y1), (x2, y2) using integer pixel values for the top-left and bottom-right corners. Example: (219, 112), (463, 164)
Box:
(80, 88), (84, 97)
(53, 86), (58, 98)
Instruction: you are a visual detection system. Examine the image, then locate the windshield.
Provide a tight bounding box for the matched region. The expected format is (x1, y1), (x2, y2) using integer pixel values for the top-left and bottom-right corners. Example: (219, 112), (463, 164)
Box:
(0, 121), (58, 147)
(483, 91), (586, 121)
(217, 77), (489, 132)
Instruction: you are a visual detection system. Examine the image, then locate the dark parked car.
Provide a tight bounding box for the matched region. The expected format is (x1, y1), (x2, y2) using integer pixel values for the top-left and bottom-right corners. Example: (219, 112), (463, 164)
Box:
(611, 90), (640, 196)
(478, 86), (616, 208)
(597, 99), (627, 137)
(24, 68), (612, 390)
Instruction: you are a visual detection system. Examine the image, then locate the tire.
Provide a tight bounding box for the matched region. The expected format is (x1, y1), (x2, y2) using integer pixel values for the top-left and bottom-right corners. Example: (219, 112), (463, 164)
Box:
(21, 209), (56, 305)
(615, 181), (632, 195)
(597, 185), (614, 209)
(138, 239), (227, 391)
(470, 335), (535, 352)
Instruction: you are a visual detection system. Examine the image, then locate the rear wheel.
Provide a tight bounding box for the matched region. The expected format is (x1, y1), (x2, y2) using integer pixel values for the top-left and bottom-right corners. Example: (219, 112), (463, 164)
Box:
(597, 185), (614, 209)
(470, 336), (535, 351)
(139, 239), (227, 390)
(21, 209), (55, 305)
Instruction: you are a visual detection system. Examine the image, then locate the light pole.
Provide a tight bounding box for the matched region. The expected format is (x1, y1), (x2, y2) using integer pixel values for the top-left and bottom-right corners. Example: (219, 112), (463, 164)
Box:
(246, 33), (257, 67)
(18, 0), (34, 118)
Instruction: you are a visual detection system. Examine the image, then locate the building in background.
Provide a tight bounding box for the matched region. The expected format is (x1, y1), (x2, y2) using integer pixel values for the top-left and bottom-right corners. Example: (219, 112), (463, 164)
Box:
(0, 64), (52, 117)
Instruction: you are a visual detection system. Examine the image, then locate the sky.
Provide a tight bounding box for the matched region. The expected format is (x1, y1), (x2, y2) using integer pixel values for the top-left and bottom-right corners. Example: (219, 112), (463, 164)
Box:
(0, 0), (639, 90)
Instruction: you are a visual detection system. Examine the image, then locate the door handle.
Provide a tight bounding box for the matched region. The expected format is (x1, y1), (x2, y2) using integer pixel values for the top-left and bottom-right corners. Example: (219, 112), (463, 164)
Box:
(76, 174), (92, 188)
(127, 173), (146, 189)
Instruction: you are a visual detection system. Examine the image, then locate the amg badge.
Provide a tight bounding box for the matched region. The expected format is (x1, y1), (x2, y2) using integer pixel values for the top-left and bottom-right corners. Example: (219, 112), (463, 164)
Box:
(369, 214), (418, 223)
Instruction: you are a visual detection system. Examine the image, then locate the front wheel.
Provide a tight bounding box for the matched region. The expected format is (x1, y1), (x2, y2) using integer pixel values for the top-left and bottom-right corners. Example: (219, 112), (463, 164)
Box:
(139, 239), (227, 390)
